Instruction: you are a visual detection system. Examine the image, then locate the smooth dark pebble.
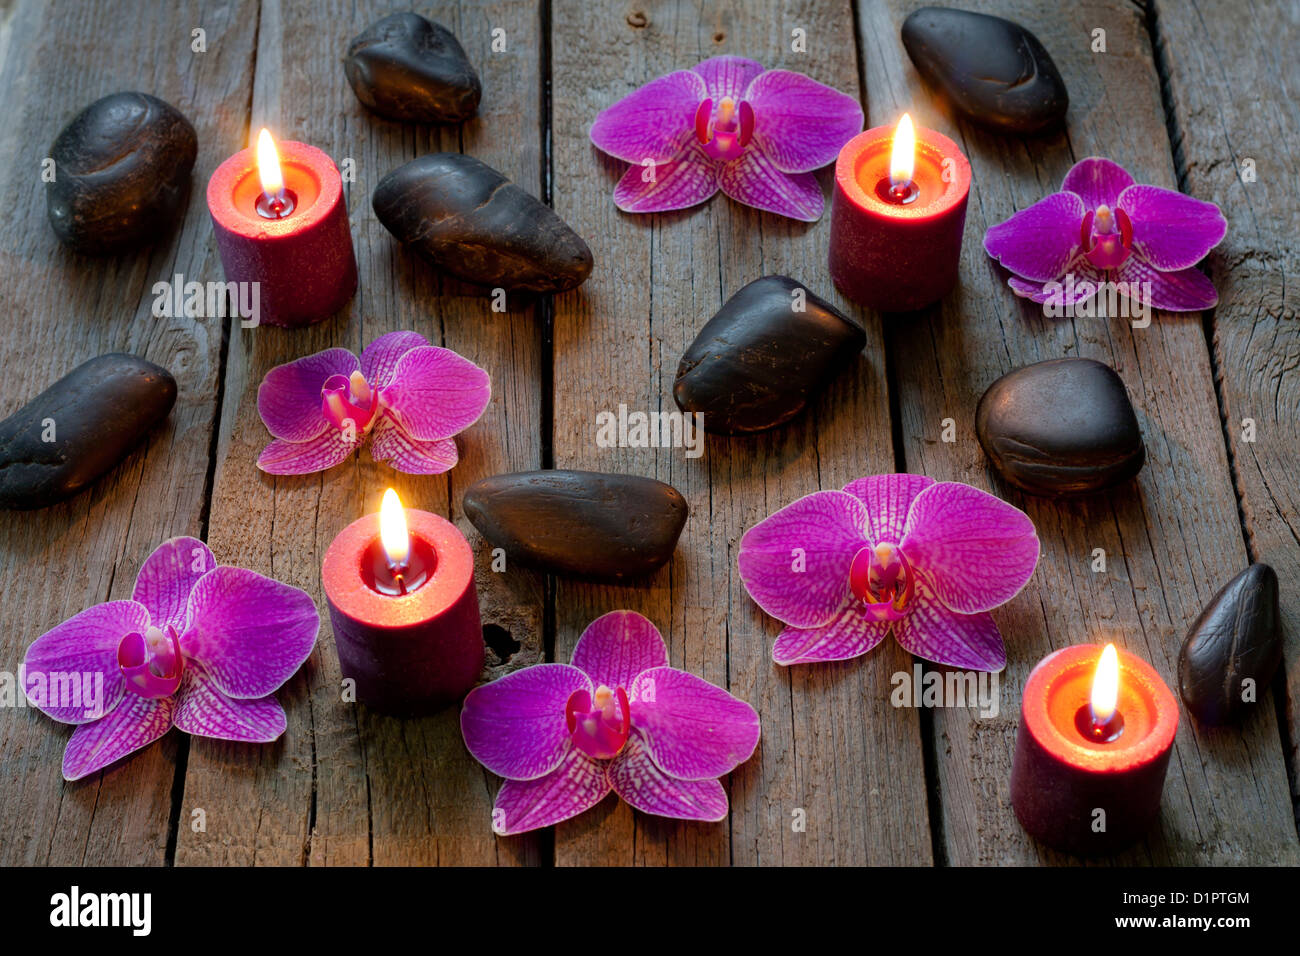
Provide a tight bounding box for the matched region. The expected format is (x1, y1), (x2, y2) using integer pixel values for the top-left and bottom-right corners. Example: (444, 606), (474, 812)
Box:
(463, 470), (688, 580)
(976, 358), (1144, 496)
(674, 276), (866, 434)
(902, 6), (1068, 133)
(344, 12), (481, 123)
(0, 354), (177, 510)
(46, 92), (197, 255)
(1179, 564), (1282, 726)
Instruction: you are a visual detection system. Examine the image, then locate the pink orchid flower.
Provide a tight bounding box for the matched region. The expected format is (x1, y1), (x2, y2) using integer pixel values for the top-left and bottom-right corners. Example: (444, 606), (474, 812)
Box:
(21, 537), (318, 781)
(257, 330), (491, 476)
(460, 611), (760, 834)
(738, 474), (1039, 672)
(589, 55), (863, 221)
(984, 157), (1227, 312)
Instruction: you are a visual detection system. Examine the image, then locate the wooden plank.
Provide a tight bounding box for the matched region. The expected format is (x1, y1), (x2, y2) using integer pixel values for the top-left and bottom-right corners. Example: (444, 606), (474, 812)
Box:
(861, 0), (1299, 862)
(174, 0), (544, 866)
(0, 0), (259, 866)
(1150, 0), (1300, 834)
(549, 0), (933, 865)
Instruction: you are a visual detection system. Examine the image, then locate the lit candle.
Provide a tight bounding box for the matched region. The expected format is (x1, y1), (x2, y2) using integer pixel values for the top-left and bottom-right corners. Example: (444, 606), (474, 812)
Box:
(321, 489), (483, 714)
(828, 113), (971, 312)
(1010, 642), (1178, 856)
(206, 128), (358, 327)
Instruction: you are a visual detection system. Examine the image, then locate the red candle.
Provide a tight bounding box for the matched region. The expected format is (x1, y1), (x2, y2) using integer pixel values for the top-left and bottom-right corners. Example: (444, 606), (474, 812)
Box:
(322, 489), (483, 715)
(206, 129), (357, 328)
(828, 114), (971, 312)
(1011, 643), (1178, 856)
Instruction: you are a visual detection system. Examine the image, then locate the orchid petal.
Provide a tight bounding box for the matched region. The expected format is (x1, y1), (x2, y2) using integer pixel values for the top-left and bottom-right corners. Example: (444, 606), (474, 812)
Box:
(461, 664), (592, 780)
(62, 693), (174, 781)
(256, 430), (360, 475)
(590, 70), (709, 164)
(744, 69), (863, 173)
(1115, 257), (1218, 312)
(892, 577), (1006, 672)
(692, 55), (766, 101)
(360, 331), (429, 389)
(369, 418), (459, 475)
(22, 601), (143, 723)
(570, 610), (669, 689)
(381, 346), (491, 443)
(173, 663), (286, 742)
(257, 348), (359, 442)
(1061, 157), (1134, 210)
(1005, 256), (1108, 306)
(841, 473), (936, 545)
(900, 482), (1039, 614)
(132, 537), (214, 634)
(629, 666), (759, 779)
(1120, 184), (1227, 271)
(771, 601), (893, 665)
(983, 191), (1086, 282)
(612, 141), (719, 214)
(738, 490), (869, 628)
(492, 746), (610, 834)
(180, 567), (318, 698)
(716, 147), (823, 221)
(607, 732), (728, 822)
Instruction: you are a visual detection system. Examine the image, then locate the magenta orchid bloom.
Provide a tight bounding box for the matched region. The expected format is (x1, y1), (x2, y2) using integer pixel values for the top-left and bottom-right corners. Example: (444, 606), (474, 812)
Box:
(589, 56), (863, 222)
(257, 330), (491, 476)
(461, 611), (760, 835)
(984, 157), (1227, 312)
(738, 474), (1039, 671)
(21, 537), (318, 781)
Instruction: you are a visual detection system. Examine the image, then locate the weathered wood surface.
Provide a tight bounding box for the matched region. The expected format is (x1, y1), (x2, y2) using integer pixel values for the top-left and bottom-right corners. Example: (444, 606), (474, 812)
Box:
(0, 0), (1296, 866)
(1150, 0), (1300, 833)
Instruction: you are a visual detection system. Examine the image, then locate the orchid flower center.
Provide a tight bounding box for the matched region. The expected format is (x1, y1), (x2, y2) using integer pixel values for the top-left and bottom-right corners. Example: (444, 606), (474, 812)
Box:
(321, 369), (377, 434)
(1080, 202), (1134, 270)
(118, 624), (183, 699)
(694, 95), (756, 162)
(565, 684), (631, 759)
(848, 542), (915, 622)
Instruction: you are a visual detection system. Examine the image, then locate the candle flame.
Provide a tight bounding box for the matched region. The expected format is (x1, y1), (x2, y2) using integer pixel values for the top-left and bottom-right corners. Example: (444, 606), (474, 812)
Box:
(379, 488), (410, 567)
(890, 113), (916, 187)
(256, 128), (284, 199)
(1091, 643), (1120, 725)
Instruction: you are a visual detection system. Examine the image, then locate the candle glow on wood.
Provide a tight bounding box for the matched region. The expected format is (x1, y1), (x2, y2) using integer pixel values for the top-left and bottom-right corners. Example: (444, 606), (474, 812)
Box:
(379, 488), (410, 568)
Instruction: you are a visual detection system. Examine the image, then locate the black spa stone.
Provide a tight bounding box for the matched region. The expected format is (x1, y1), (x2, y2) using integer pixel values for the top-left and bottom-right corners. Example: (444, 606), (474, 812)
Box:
(673, 276), (866, 434)
(0, 354), (177, 510)
(463, 470), (688, 580)
(975, 358), (1144, 496)
(1179, 564), (1282, 726)
(901, 7), (1068, 133)
(344, 13), (481, 123)
(46, 92), (197, 255)
(372, 153), (594, 293)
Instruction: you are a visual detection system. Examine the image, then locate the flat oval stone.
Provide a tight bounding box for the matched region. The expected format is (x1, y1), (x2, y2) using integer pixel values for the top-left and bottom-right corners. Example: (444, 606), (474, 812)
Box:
(902, 7), (1068, 133)
(0, 354), (177, 510)
(373, 153), (593, 292)
(976, 358), (1144, 496)
(344, 13), (481, 123)
(674, 276), (866, 434)
(1179, 564), (1282, 726)
(463, 470), (688, 579)
(47, 92), (197, 255)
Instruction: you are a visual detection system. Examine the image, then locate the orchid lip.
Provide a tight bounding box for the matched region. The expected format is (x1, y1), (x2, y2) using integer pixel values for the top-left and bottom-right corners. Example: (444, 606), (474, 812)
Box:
(565, 684), (631, 759)
(321, 371), (378, 433)
(694, 96), (756, 162)
(848, 543), (913, 621)
(118, 624), (183, 699)
(1080, 203), (1134, 269)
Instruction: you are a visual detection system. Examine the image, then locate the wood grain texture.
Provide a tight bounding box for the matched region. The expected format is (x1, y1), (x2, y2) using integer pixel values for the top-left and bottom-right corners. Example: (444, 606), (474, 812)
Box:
(0, 0), (259, 865)
(861, 0), (1299, 863)
(548, 0), (933, 865)
(174, 0), (543, 866)
(1150, 0), (1300, 832)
